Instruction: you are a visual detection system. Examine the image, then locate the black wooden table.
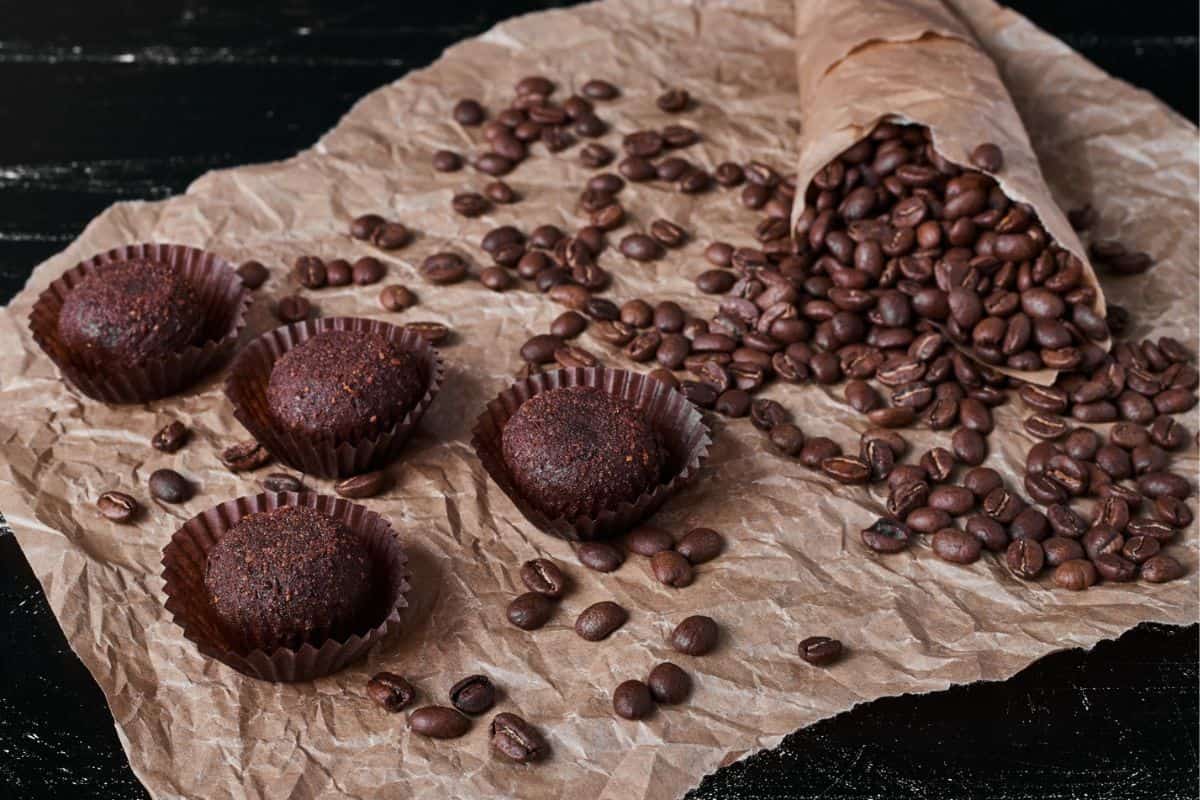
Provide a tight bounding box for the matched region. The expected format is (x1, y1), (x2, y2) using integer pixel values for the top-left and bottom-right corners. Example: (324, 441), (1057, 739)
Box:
(1, 3), (1196, 798)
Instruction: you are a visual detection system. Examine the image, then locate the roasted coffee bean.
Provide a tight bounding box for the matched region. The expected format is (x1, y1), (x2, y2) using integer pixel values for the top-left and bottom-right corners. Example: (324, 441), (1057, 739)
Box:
(769, 423), (806, 456)
(1045, 454), (1090, 495)
(1094, 553), (1137, 582)
(626, 330), (662, 362)
(920, 447), (957, 483)
(1025, 472), (1068, 506)
(333, 470), (387, 499)
(372, 222), (412, 250)
(619, 233), (664, 262)
(97, 491), (138, 523)
(152, 420), (189, 453)
(507, 592), (555, 630)
(651, 550), (695, 587)
(929, 486), (975, 516)
(237, 260), (269, 289)
(844, 380), (881, 413)
(294, 255), (327, 289)
(1083, 524), (1124, 561)
(907, 507), (953, 535)
(715, 389), (751, 417)
(1047, 504), (1087, 539)
(1053, 559), (1097, 590)
(983, 487), (1024, 524)
(932, 528), (983, 564)
(861, 518), (912, 553)
(351, 256), (385, 285)
(1006, 539), (1044, 579)
(148, 469), (191, 504)
(576, 541), (624, 573)
(620, 156), (657, 182)
(554, 344), (598, 369)
(520, 558), (567, 598)
(1131, 444), (1168, 475)
(888, 480), (929, 520)
(626, 525), (674, 557)
(670, 615), (718, 656)
(1042, 536), (1084, 566)
(951, 428), (987, 466)
(750, 399), (789, 431)
(612, 680), (654, 720)
(868, 407), (917, 428)
(1121, 535), (1160, 564)
(1064, 428), (1102, 461)
(1126, 519), (1175, 543)
(262, 472), (303, 493)
(1019, 384), (1070, 414)
(576, 601), (628, 641)
(676, 528), (723, 564)
(714, 161), (745, 186)
(1138, 471), (1191, 500)
(798, 636), (843, 666)
(520, 334), (562, 364)
(965, 514), (1008, 552)
(405, 321), (450, 344)
(796, 437), (838, 468)
(647, 662), (691, 704)
(379, 284), (416, 312)
(475, 152), (516, 176)
(656, 87), (690, 112)
(325, 259), (352, 286)
(582, 79), (618, 100)
(962, 467), (1003, 499)
(549, 283), (591, 310)
(1026, 441), (1061, 476)
(485, 180), (517, 204)
(421, 252), (468, 285)
(821, 455), (870, 484)
(367, 672), (416, 712)
(682, 381), (718, 409)
(1141, 554), (1185, 583)
(1094, 496), (1131, 531)
(432, 150), (463, 172)
(410, 706), (470, 739)
(452, 191), (489, 217)
(1024, 413), (1069, 439)
(1149, 416), (1189, 449)
(220, 440), (271, 472)
(546, 311), (585, 340)
(490, 713), (546, 763)
(650, 219), (687, 248)
(970, 142), (1004, 172)
(448, 674), (496, 715)
(1153, 496), (1193, 528)
(1010, 507), (1050, 541)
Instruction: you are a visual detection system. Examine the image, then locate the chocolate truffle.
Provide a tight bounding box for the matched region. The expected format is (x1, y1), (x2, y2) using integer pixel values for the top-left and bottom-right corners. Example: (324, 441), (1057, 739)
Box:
(266, 329), (424, 438)
(501, 386), (664, 519)
(204, 506), (374, 652)
(57, 259), (205, 367)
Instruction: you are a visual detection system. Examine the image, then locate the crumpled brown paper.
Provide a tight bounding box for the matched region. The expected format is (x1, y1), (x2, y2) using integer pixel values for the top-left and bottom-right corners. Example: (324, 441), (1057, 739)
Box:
(0, 1), (1195, 798)
(791, 0), (1107, 386)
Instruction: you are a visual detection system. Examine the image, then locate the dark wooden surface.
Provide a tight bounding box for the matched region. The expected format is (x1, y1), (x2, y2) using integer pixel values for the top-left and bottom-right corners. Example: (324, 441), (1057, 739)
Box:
(0, 2), (1196, 798)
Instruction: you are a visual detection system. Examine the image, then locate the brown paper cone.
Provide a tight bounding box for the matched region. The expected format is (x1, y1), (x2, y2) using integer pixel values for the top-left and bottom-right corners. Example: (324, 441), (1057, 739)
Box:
(27, 242), (252, 403)
(223, 316), (445, 478)
(471, 366), (712, 542)
(161, 491), (410, 683)
(790, 0), (1108, 385)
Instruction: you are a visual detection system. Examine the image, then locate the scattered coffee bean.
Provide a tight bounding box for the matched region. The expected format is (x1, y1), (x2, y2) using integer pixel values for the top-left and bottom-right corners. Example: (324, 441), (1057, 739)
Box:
(970, 142), (1004, 172)
(1005, 539), (1044, 579)
(575, 601), (628, 641)
(367, 672), (415, 712)
(670, 615), (718, 656)
(647, 662), (691, 704)
(372, 222), (411, 250)
(404, 321), (450, 345)
(520, 558), (567, 598)
(333, 470), (386, 499)
(651, 550), (694, 588)
(932, 528), (983, 564)
(379, 284), (416, 312)
(219, 440), (271, 472)
(490, 713), (546, 763)
(619, 233), (664, 262)
(261, 472), (303, 493)
(275, 294), (311, 323)
(237, 260), (269, 289)
(798, 636), (843, 666)
(861, 518), (912, 553)
(613, 679), (654, 720)
(1141, 554), (1184, 583)
(1054, 559), (1098, 590)
(152, 420), (189, 453)
(325, 259), (352, 286)
(507, 592), (555, 630)
(97, 491), (138, 523)
(676, 527), (723, 564)
(626, 525), (674, 557)
(432, 150), (463, 172)
(410, 706), (470, 739)
(576, 540), (624, 572)
(148, 469), (191, 504)
(421, 252), (468, 285)
(449, 674), (496, 715)
(294, 255), (326, 289)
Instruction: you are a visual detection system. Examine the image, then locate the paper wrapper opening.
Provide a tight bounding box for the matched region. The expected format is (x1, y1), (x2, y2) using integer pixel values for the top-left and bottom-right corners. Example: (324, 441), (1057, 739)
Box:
(471, 366), (711, 542)
(27, 242), (252, 403)
(161, 491), (410, 683)
(223, 316), (445, 478)
(791, 0), (1108, 385)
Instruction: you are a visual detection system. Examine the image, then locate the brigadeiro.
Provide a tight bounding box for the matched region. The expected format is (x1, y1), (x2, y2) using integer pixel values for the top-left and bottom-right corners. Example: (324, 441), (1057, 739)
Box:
(204, 505), (374, 652)
(266, 329), (424, 438)
(58, 258), (205, 367)
(502, 385), (665, 520)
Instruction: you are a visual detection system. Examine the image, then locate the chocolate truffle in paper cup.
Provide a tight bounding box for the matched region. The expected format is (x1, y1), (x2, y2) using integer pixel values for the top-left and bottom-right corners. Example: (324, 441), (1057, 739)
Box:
(224, 317), (444, 478)
(161, 492), (410, 683)
(472, 367), (711, 542)
(27, 242), (252, 403)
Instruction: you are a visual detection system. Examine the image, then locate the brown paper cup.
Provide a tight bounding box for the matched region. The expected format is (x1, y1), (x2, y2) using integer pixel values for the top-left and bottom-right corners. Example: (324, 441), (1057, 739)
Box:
(28, 242), (252, 403)
(223, 316), (444, 478)
(161, 491), (410, 683)
(471, 367), (712, 542)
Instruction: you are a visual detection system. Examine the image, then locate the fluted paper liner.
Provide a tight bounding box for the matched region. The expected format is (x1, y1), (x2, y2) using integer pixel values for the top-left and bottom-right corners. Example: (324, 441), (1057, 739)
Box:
(27, 242), (252, 403)
(0, 1), (1194, 799)
(161, 492), (410, 682)
(224, 316), (444, 478)
(472, 367), (711, 542)
(791, 0), (1109, 386)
